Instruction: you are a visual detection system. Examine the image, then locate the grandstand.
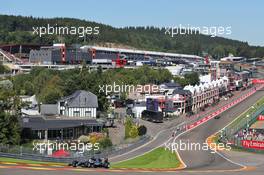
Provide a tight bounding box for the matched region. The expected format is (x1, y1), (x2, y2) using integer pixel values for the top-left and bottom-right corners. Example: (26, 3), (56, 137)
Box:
(0, 48), (23, 63)
(81, 46), (204, 67)
(2, 44), (204, 68)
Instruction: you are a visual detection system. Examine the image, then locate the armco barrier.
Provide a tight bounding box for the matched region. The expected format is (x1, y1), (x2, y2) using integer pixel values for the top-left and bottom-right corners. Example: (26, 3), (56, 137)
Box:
(226, 105), (264, 139)
(0, 135), (151, 163)
(224, 105), (264, 149)
(0, 152), (74, 163)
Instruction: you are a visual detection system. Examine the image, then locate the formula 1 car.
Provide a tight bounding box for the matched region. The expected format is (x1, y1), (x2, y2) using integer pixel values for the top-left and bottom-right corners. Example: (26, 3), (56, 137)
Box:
(68, 157), (110, 168)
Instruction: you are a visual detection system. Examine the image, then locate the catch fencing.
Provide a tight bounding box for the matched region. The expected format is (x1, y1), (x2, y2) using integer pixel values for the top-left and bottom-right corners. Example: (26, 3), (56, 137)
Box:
(0, 135), (150, 163)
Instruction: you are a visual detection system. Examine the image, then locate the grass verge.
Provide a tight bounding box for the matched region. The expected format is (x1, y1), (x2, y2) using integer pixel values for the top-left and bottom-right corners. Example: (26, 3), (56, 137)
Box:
(111, 147), (180, 169)
(210, 95), (264, 154)
(227, 96), (264, 129)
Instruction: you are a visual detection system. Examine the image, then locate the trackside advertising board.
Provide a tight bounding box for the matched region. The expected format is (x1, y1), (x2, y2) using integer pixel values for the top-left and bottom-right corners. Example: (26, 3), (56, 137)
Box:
(258, 115), (264, 121)
(241, 140), (264, 150)
(252, 79), (264, 84)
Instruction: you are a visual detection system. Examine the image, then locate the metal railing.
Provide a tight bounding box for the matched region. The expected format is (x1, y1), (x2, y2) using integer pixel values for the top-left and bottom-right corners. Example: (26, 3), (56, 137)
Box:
(0, 135), (151, 163)
(219, 103), (264, 153)
(225, 105), (264, 141)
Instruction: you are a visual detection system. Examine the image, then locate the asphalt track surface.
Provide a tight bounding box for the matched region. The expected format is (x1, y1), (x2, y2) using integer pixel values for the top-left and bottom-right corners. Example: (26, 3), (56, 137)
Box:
(174, 88), (264, 171)
(1, 87), (264, 175)
(111, 86), (264, 164)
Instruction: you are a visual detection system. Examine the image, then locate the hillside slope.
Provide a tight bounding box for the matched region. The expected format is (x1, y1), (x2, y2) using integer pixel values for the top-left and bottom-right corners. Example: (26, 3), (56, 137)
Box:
(0, 14), (263, 58)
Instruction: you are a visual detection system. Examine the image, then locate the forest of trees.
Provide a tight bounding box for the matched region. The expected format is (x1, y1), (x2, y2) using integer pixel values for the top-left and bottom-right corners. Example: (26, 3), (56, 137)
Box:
(10, 66), (199, 112)
(0, 65), (199, 145)
(1, 15), (264, 59)
(11, 66), (173, 111)
(0, 80), (21, 145)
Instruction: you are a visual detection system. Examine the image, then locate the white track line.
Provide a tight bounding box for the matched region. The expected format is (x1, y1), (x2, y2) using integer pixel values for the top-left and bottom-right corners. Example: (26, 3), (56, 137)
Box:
(170, 85), (264, 168)
(111, 85), (263, 165)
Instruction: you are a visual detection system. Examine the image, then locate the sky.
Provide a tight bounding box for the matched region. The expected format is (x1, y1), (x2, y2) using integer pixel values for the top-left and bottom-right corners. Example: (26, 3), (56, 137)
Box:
(1, 0), (263, 46)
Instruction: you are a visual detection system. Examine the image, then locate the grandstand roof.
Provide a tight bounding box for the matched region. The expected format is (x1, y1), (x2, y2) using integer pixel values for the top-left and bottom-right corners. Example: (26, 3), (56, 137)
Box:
(81, 46), (203, 60)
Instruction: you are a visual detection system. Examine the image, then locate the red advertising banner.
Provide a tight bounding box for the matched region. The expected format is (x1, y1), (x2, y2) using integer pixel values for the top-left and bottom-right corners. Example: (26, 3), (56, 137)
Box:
(252, 79), (264, 84)
(241, 140), (264, 150)
(258, 115), (264, 121)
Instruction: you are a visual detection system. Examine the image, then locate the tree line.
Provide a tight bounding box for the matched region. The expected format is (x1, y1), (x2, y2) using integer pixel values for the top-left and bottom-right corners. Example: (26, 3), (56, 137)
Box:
(1, 65), (200, 145)
(11, 66), (199, 111)
(11, 66), (174, 111)
(0, 15), (264, 58)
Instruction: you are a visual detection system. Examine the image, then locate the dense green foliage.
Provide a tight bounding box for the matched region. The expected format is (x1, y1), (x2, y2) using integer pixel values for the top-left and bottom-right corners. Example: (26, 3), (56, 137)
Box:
(11, 66), (173, 111)
(137, 125), (147, 136)
(1, 15), (264, 58)
(98, 137), (113, 149)
(0, 112), (21, 145)
(124, 117), (141, 139)
(129, 125), (139, 139)
(124, 117), (134, 139)
(0, 65), (11, 74)
(173, 72), (200, 86)
(0, 80), (21, 145)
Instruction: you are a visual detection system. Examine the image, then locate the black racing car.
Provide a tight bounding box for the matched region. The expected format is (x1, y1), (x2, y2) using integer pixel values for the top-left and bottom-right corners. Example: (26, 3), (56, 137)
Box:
(68, 157), (110, 168)
(214, 115), (221, 119)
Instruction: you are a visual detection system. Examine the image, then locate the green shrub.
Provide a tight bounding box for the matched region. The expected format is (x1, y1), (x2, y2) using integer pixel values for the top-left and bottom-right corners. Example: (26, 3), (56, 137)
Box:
(129, 125), (139, 138)
(138, 125), (147, 136)
(98, 137), (113, 149)
(125, 117), (133, 139)
(78, 135), (89, 143)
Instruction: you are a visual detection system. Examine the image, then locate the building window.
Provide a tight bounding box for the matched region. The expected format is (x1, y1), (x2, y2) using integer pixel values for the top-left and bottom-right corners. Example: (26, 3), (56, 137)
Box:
(73, 111), (80, 117)
(85, 111), (91, 117)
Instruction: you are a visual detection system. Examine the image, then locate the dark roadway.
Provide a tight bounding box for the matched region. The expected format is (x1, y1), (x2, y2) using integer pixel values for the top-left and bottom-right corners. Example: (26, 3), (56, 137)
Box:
(110, 86), (263, 163)
(174, 88), (264, 171)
